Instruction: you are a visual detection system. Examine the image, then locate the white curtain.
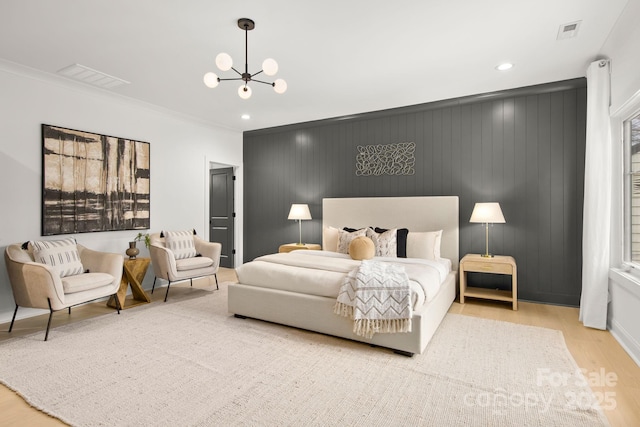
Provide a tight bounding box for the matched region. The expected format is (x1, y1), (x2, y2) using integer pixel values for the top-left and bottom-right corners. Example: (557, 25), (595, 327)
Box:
(580, 59), (612, 330)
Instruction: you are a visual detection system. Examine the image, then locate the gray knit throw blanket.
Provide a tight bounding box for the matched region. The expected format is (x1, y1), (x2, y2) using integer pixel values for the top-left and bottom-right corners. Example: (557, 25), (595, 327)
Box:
(334, 260), (412, 338)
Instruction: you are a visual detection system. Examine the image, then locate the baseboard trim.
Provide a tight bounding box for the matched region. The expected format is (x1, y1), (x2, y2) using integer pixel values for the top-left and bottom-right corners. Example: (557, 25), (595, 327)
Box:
(609, 319), (640, 368)
(0, 306), (48, 325)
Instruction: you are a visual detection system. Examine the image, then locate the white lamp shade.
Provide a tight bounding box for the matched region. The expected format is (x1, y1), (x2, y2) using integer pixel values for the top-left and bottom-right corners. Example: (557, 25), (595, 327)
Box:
(203, 72), (219, 88)
(262, 58), (278, 76)
(215, 52), (233, 71)
(469, 202), (506, 223)
(288, 204), (311, 220)
(273, 78), (287, 94)
(238, 85), (252, 99)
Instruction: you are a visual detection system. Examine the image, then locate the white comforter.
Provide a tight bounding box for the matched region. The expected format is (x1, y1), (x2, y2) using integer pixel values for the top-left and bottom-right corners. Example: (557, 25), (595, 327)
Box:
(236, 250), (450, 310)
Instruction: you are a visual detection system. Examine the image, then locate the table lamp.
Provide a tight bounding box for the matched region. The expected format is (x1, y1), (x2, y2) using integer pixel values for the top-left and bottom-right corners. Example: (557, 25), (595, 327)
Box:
(469, 202), (506, 257)
(288, 204), (312, 245)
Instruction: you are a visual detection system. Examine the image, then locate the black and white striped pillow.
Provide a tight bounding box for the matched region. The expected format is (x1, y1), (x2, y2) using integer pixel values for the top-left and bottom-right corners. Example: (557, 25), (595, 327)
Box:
(29, 238), (84, 277)
(165, 230), (197, 260)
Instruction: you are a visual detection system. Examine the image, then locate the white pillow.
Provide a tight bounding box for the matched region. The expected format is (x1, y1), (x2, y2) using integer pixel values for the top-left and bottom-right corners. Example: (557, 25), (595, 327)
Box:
(435, 230), (442, 258)
(323, 226), (340, 252)
(165, 230), (197, 260)
(30, 238), (84, 277)
(337, 228), (368, 254)
(406, 230), (442, 260)
(366, 227), (397, 257)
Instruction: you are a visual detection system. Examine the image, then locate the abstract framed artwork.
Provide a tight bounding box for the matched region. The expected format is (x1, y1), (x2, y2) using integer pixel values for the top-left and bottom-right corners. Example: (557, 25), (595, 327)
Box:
(355, 141), (416, 176)
(42, 124), (150, 236)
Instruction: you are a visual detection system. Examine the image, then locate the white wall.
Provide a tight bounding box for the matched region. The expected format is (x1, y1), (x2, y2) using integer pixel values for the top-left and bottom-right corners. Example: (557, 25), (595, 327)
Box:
(606, 0), (640, 115)
(600, 0), (640, 366)
(0, 61), (243, 322)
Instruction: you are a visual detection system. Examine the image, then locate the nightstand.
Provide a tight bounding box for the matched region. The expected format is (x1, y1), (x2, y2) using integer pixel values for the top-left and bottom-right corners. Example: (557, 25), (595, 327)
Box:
(459, 254), (517, 310)
(278, 243), (322, 253)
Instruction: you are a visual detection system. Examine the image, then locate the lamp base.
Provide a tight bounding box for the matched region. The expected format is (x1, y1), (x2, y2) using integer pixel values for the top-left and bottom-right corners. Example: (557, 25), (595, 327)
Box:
(296, 243), (304, 246)
(481, 253), (494, 258)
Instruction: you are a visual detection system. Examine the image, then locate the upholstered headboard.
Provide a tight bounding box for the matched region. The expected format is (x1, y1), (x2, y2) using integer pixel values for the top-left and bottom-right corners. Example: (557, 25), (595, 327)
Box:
(322, 196), (459, 270)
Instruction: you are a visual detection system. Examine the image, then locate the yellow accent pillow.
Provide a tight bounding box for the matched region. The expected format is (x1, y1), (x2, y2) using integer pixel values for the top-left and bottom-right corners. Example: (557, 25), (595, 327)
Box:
(349, 236), (375, 260)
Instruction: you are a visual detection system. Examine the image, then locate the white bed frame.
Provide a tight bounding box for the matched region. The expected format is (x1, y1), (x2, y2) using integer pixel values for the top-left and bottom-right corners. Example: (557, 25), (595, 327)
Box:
(228, 196), (459, 356)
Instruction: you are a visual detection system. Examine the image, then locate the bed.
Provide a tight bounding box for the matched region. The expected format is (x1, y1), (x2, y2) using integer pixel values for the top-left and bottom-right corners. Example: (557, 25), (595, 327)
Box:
(228, 196), (459, 356)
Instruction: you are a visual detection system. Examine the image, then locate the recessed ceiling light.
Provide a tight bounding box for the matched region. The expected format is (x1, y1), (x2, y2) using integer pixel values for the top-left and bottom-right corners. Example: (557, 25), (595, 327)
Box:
(496, 63), (514, 71)
(241, 114), (251, 120)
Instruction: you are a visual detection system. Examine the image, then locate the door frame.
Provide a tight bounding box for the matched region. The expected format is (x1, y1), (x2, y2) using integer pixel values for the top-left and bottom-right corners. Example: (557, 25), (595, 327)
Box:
(205, 159), (240, 268)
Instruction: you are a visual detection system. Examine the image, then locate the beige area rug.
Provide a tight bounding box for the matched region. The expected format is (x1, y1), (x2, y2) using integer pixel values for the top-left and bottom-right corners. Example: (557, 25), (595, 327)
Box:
(0, 282), (609, 427)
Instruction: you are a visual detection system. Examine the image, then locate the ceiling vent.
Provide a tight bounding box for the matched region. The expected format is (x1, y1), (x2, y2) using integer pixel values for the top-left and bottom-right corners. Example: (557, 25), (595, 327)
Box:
(57, 64), (130, 89)
(557, 21), (581, 40)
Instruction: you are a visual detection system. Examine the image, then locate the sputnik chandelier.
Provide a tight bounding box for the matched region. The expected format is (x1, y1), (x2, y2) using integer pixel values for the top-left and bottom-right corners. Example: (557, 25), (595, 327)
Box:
(203, 18), (287, 99)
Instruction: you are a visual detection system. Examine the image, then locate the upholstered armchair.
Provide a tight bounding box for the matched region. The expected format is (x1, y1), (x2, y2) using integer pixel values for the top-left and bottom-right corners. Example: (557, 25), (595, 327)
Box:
(4, 240), (123, 341)
(149, 231), (221, 302)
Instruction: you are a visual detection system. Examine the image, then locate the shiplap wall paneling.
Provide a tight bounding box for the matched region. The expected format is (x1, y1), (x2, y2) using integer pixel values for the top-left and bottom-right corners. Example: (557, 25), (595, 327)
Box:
(243, 79), (586, 305)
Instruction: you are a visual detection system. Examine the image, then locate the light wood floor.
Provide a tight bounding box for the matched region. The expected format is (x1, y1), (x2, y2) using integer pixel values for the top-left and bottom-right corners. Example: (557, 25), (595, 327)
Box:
(1, 268), (638, 426)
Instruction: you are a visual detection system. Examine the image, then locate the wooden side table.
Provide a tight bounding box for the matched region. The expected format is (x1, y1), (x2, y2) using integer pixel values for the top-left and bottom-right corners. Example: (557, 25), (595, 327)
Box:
(107, 257), (151, 310)
(459, 254), (518, 310)
(278, 243), (322, 253)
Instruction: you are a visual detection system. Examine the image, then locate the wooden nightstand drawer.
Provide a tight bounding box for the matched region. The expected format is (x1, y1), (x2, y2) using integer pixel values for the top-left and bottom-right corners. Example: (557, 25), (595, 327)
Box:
(462, 260), (513, 275)
(459, 254), (518, 310)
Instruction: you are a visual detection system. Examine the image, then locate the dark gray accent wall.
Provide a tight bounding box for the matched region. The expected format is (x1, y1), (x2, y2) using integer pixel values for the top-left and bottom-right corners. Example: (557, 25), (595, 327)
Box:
(243, 79), (587, 306)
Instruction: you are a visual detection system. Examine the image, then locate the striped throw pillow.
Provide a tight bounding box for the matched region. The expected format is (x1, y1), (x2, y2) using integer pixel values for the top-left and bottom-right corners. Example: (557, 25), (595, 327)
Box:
(29, 238), (84, 278)
(165, 230), (197, 260)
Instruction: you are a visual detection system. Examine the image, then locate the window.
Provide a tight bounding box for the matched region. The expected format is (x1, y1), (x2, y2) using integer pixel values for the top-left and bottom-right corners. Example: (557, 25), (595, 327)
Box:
(625, 112), (640, 264)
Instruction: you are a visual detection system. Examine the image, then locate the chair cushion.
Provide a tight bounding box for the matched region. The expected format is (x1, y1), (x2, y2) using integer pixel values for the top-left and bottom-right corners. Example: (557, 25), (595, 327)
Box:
(165, 230), (197, 260)
(62, 272), (114, 294)
(29, 238), (85, 278)
(175, 256), (214, 272)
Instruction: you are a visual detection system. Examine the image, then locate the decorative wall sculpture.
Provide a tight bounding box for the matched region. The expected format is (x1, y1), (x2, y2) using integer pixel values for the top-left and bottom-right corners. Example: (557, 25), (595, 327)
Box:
(355, 142), (416, 176)
(42, 124), (150, 235)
